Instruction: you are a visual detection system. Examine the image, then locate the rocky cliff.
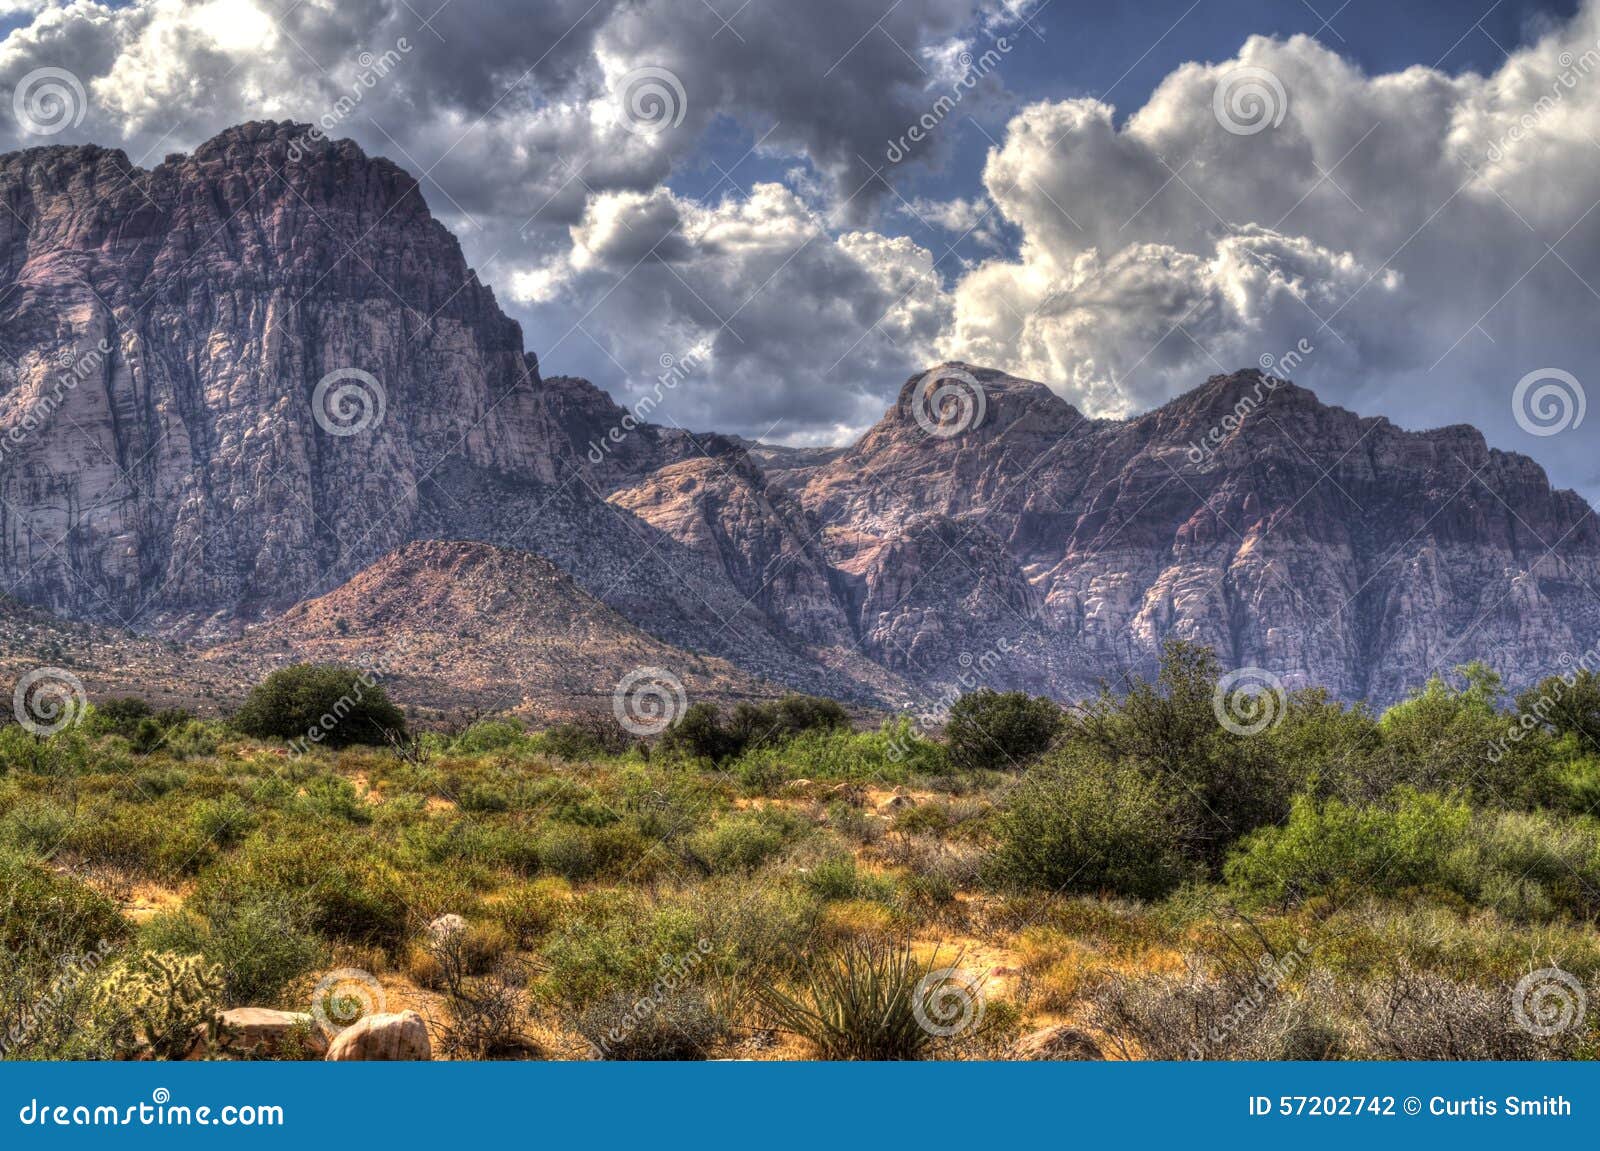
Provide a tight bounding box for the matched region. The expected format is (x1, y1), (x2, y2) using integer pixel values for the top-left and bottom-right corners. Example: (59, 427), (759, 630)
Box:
(1, 124), (1595, 710)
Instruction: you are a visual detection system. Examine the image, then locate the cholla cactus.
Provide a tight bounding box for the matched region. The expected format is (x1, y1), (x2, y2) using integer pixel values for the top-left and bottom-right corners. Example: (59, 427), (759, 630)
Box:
(91, 952), (226, 1060)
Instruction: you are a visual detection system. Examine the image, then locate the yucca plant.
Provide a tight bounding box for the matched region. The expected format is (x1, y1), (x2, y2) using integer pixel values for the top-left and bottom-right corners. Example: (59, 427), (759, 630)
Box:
(760, 938), (967, 1060)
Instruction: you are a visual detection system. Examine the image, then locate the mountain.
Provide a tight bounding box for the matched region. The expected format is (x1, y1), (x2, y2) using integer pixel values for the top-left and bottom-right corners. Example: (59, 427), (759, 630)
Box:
(0, 123), (1594, 712)
(203, 539), (776, 722)
(0, 121), (888, 702)
(793, 365), (1600, 703)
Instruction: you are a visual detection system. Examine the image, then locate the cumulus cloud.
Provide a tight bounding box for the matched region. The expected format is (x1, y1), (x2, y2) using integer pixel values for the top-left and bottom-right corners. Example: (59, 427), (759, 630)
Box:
(938, 5), (1600, 500)
(524, 182), (950, 442)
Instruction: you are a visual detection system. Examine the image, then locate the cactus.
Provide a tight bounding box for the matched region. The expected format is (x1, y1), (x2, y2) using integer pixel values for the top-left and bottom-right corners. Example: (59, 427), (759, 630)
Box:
(92, 952), (226, 1060)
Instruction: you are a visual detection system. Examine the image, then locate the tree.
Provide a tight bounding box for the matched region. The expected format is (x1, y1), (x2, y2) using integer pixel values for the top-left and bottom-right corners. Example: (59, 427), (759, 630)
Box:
(230, 664), (406, 749)
(943, 689), (1062, 770)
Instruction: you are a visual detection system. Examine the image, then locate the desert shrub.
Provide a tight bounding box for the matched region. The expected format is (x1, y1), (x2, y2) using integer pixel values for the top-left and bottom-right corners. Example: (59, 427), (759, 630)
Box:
(230, 664), (406, 749)
(1378, 665), (1556, 804)
(685, 810), (800, 874)
(0, 800), (73, 856)
(408, 921), (513, 986)
(540, 894), (704, 1011)
(1091, 961), (1342, 1061)
(452, 719), (528, 754)
(187, 793), (257, 847)
(1224, 789), (1471, 905)
(487, 879), (570, 946)
(1071, 641), (1301, 860)
(0, 850), (127, 955)
(726, 695), (849, 749)
(1358, 967), (1584, 1059)
(142, 895), (323, 1007)
(0, 851), (127, 1060)
(943, 689), (1062, 771)
(760, 938), (978, 1060)
(459, 783), (511, 813)
(730, 721), (932, 790)
(687, 878), (822, 986)
(659, 704), (739, 762)
(425, 928), (532, 1059)
(161, 720), (220, 759)
(533, 824), (598, 880)
(801, 854), (892, 902)
(295, 775), (372, 823)
(661, 695), (850, 765)
(532, 717), (633, 761)
(59, 800), (215, 876)
(84, 697), (151, 739)
(575, 987), (727, 1060)
(193, 835), (411, 949)
(1446, 808), (1600, 920)
(988, 748), (1196, 899)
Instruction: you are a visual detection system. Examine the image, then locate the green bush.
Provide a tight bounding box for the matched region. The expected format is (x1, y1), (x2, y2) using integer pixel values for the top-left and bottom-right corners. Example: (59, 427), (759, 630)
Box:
(988, 748), (1195, 899)
(661, 695), (850, 764)
(1224, 789), (1472, 904)
(729, 721), (935, 790)
(452, 719), (528, 754)
(193, 835), (411, 949)
(944, 689), (1062, 770)
(686, 811), (798, 874)
(143, 894), (323, 1006)
(230, 664), (406, 749)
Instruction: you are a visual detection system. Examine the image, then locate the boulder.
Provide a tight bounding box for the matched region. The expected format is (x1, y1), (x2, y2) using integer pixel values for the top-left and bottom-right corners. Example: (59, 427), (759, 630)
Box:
(428, 913), (468, 940)
(325, 1010), (433, 1061)
(219, 1008), (327, 1060)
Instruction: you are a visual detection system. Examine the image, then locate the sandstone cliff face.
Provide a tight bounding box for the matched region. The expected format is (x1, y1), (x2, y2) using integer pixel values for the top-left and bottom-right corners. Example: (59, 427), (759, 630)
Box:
(2, 126), (1594, 710)
(794, 365), (1600, 703)
(0, 123), (876, 699)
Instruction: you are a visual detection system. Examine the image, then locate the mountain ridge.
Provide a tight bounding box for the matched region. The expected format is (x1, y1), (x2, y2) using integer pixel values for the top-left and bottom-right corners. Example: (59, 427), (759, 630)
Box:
(0, 123), (1594, 710)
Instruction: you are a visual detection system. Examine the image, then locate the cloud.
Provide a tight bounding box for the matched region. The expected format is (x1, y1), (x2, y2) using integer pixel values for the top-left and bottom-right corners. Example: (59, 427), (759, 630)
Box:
(938, 6), (1600, 500)
(529, 182), (950, 443)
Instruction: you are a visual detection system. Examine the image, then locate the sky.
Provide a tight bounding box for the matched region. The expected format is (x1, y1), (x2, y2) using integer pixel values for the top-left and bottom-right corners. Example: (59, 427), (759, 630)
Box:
(0, 0), (1596, 502)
